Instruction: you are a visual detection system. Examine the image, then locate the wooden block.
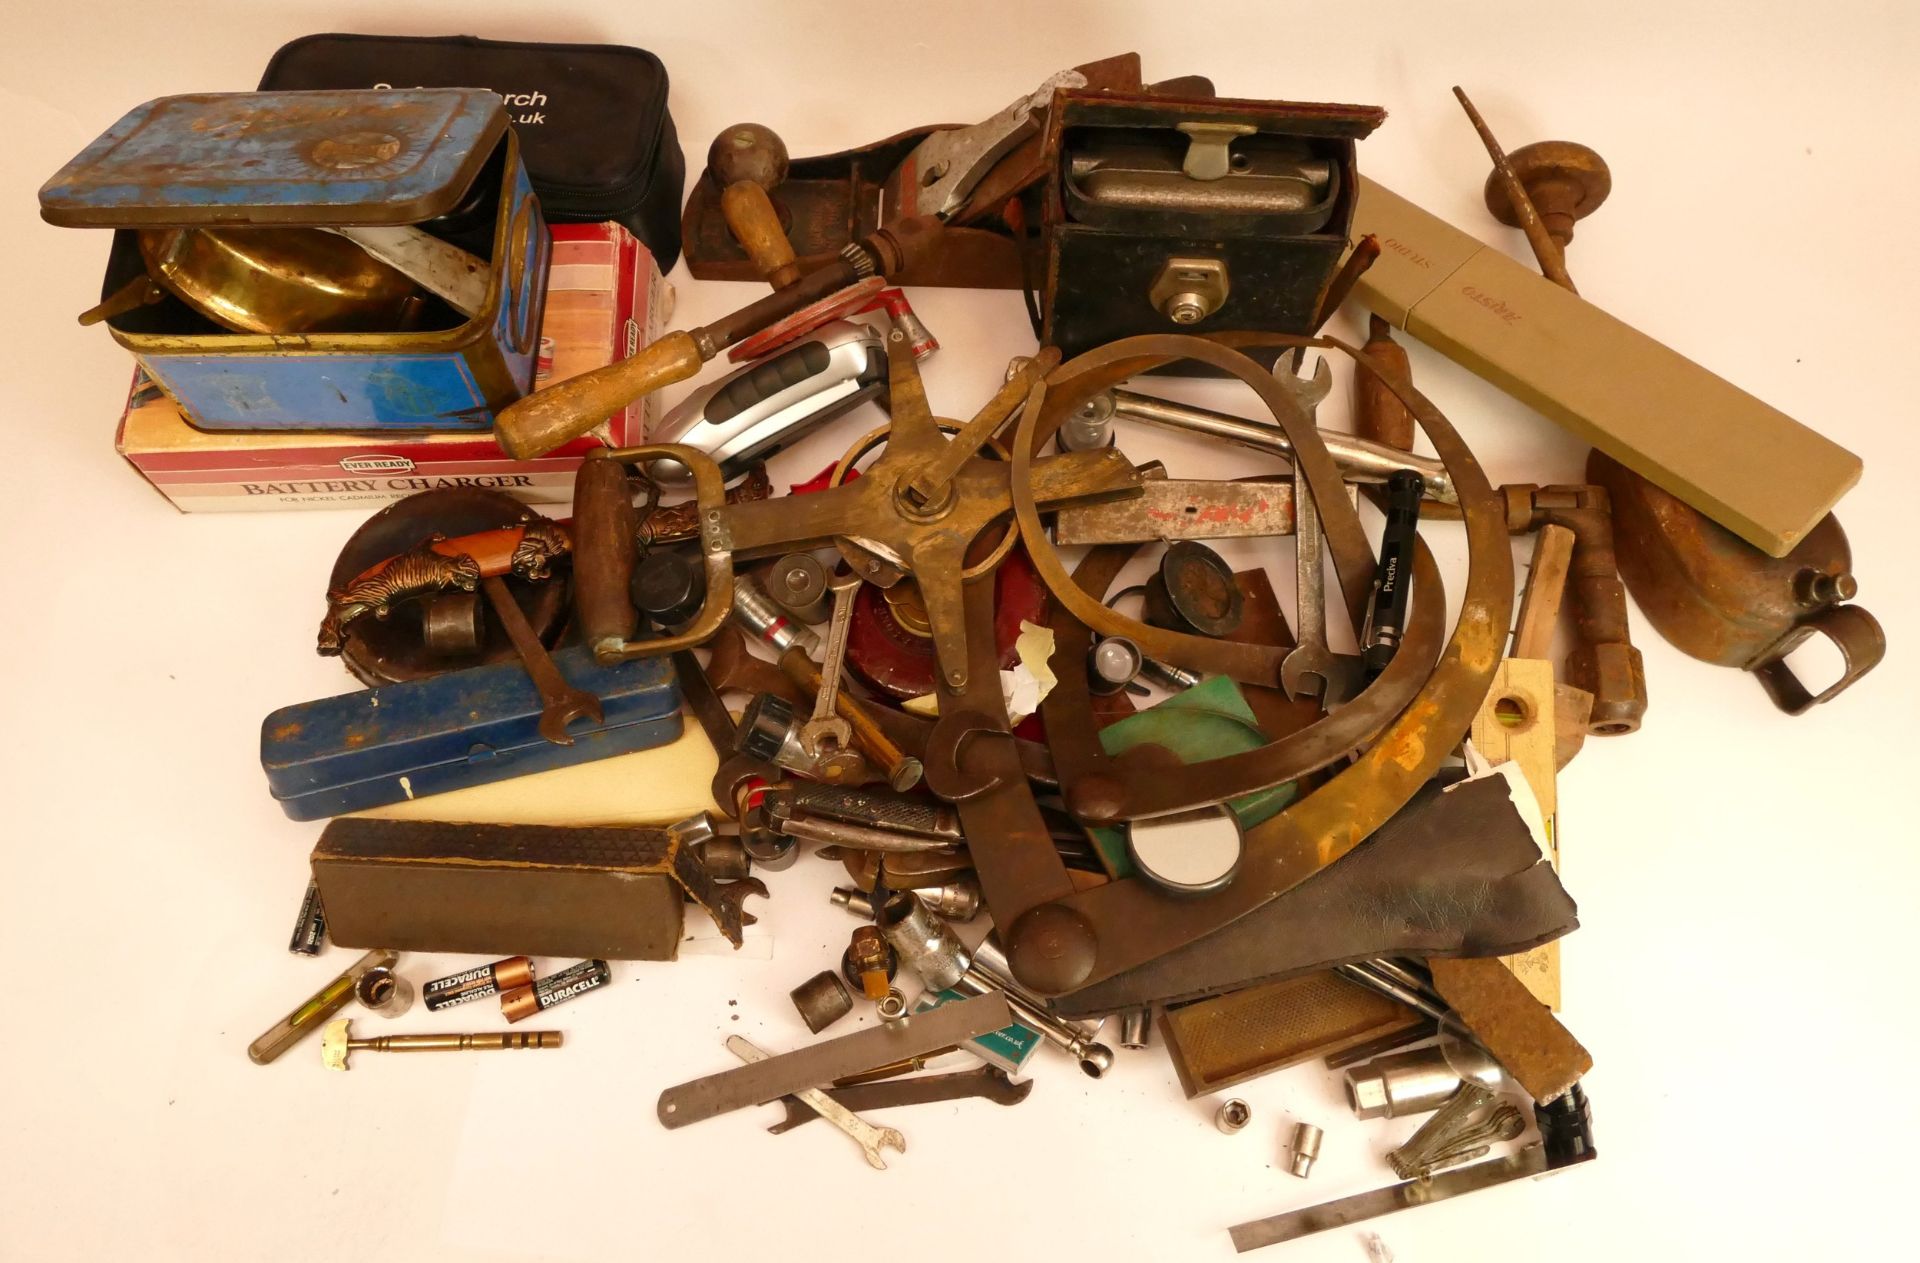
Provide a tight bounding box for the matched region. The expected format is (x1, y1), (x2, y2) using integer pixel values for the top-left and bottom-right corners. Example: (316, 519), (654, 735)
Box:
(1470, 659), (1561, 1009)
(1430, 955), (1591, 1104)
(1512, 524), (1576, 660)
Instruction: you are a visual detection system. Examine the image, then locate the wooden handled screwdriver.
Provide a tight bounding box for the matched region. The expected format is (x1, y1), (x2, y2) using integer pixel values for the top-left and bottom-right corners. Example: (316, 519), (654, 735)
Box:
(494, 172), (940, 458)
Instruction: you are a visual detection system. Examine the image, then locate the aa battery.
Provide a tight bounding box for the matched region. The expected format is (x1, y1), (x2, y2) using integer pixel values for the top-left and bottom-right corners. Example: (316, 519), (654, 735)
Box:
(501, 959), (612, 1024)
(423, 956), (536, 1012)
(287, 878), (327, 956)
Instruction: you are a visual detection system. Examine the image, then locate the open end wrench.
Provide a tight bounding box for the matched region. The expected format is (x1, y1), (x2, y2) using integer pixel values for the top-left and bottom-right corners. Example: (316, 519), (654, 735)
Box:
(479, 575), (603, 744)
(710, 875), (769, 929)
(767, 1065), (1032, 1134)
(1271, 359), (1354, 703)
(798, 574), (860, 757)
(1279, 466), (1342, 702)
(727, 1035), (906, 1170)
(907, 69), (1089, 220)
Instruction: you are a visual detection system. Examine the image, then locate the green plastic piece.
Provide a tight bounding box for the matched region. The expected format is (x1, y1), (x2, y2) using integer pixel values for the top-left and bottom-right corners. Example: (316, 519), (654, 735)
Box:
(1086, 676), (1297, 878)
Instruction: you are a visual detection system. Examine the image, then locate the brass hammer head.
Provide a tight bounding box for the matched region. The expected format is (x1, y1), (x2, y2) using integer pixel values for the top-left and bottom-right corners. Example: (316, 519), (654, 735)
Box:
(320, 1018), (354, 1071)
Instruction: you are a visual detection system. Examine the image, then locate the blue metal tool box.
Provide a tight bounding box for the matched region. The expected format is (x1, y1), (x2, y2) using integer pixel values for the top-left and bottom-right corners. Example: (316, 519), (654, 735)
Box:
(261, 647), (681, 820)
(40, 89), (549, 432)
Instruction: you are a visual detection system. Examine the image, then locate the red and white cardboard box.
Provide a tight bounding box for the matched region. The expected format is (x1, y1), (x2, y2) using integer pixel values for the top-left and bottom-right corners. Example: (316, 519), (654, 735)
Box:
(114, 223), (668, 513)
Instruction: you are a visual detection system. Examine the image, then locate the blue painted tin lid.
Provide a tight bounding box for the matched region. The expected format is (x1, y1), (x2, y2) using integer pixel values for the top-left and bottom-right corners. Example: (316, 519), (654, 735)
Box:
(260, 645), (679, 802)
(40, 89), (507, 229)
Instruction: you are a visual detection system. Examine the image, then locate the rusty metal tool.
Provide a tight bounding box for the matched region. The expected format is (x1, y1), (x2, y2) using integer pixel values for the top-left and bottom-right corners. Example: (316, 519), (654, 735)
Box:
(321, 1017), (562, 1070)
(1591, 454), (1883, 712)
(1454, 88), (1577, 291)
(572, 339), (1141, 683)
(773, 782), (963, 844)
(659, 991), (1014, 1128)
(1453, 87), (1642, 734)
(1290, 233), (1380, 371)
(706, 622), (804, 704)
(737, 692), (871, 784)
(775, 814), (959, 854)
(889, 69), (1090, 221)
(1053, 475), (1302, 544)
(798, 573), (861, 758)
(479, 575), (602, 745)
(768, 1065), (1031, 1135)
(729, 579), (925, 789)
(710, 876), (769, 929)
(1280, 481), (1339, 702)
(728, 1036), (906, 1170)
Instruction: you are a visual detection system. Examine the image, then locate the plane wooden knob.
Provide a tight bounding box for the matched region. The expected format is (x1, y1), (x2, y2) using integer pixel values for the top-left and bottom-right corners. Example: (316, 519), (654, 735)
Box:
(710, 123), (801, 290)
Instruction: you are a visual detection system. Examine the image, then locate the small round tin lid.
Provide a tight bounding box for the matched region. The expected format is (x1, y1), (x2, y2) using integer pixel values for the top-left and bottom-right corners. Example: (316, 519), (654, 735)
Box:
(1126, 804), (1245, 894)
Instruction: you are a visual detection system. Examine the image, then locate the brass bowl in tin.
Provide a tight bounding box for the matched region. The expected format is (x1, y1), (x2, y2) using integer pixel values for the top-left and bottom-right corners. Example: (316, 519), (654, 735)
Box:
(138, 226), (420, 334)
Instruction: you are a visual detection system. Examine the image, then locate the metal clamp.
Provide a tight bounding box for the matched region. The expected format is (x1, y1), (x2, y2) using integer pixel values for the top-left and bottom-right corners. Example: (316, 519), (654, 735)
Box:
(572, 443), (736, 664)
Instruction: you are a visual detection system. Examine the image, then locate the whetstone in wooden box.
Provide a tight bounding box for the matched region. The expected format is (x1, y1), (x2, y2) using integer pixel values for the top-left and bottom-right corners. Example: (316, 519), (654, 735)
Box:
(312, 817), (740, 960)
(1352, 177), (1860, 558)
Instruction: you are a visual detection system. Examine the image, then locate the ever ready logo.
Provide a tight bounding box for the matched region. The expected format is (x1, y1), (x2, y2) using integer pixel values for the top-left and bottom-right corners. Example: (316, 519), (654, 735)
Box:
(340, 454), (415, 475)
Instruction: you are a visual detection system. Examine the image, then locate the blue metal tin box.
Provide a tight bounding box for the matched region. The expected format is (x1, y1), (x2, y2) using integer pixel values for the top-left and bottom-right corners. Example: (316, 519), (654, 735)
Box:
(40, 90), (550, 432)
(261, 647), (681, 820)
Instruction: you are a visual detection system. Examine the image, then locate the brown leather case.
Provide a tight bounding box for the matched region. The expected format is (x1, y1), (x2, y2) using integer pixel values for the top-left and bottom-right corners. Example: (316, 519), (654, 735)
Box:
(1052, 774), (1577, 1017)
(312, 817), (741, 959)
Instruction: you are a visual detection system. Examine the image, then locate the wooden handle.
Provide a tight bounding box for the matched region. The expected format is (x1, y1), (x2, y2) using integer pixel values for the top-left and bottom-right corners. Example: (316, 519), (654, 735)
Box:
(1512, 524), (1576, 660)
(1354, 314), (1416, 453)
(494, 331), (706, 460)
(720, 182), (801, 290)
(572, 455), (641, 653)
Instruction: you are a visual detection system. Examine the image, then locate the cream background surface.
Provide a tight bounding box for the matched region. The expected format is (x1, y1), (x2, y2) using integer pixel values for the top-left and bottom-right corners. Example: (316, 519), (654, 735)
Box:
(2, 4), (1915, 1260)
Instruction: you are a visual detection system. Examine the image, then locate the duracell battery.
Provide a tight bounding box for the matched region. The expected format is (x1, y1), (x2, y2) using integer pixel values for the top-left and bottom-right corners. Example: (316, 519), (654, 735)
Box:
(422, 956), (536, 1012)
(501, 959), (612, 1023)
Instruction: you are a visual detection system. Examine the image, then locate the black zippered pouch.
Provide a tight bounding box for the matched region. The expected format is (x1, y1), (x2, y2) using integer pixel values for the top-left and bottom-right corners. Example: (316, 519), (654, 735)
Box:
(260, 33), (685, 270)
